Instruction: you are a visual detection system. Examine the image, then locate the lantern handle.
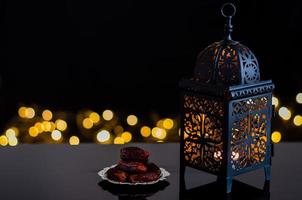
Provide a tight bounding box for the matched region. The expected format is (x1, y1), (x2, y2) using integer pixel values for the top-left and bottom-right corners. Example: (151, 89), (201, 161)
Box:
(221, 3), (236, 41)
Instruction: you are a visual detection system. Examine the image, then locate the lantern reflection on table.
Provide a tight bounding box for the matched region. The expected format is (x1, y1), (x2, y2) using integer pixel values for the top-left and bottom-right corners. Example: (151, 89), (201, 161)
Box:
(179, 3), (275, 193)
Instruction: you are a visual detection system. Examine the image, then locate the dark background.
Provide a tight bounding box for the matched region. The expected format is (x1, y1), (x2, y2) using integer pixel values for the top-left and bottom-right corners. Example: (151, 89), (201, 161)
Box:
(0, 0), (302, 124)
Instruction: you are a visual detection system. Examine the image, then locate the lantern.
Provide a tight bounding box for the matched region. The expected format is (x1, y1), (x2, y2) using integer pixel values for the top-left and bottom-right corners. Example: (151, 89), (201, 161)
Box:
(179, 3), (274, 193)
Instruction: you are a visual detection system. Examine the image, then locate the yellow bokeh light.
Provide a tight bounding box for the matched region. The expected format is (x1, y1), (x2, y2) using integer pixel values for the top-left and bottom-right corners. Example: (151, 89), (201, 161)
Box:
(42, 109), (53, 121)
(26, 107), (35, 119)
(127, 115), (138, 126)
(114, 125), (124, 134)
(272, 96), (279, 107)
(50, 122), (56, 131)
(0, 135), (8, 146)
(34, 122), (44, 133)
(163, 118), (174, 130)
(278, 107), (291, 120)
(51, 130), (62, 141)
(5, 128), (17, 138)
(8, 137), (18, 146)
(152, 127), (167, 140)
(102, 110), (114, 121)
(82, 118), (94, 129)
(271, 131), (282, 143)
(89, 112), (100, 124)
(29, 127), (39, 137)
(42, 121), (52, 132)
(56, 119), (67, 131)
(96, 130), (110, 142)
(114, 137), (125, 144)
(156, 120), (164, 128)
(69, 136), (80, 145)
(293, 115), (302, 126)
(18, 106), (27, 118)
(140, 126), (151, 137)
(121, 132), (132, 143)
(296, 93), (302, 104)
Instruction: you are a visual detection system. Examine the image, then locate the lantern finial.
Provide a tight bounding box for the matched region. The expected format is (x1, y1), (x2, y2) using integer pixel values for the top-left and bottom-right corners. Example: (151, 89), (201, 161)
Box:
(221, 3), (236, 41)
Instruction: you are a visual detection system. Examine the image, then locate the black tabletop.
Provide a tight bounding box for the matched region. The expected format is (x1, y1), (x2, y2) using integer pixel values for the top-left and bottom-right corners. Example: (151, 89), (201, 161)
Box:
(0, 143), (301, 200)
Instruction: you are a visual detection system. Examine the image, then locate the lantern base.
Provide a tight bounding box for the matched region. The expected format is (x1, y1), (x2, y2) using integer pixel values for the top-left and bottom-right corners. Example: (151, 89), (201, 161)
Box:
(264, 165), (271, 181)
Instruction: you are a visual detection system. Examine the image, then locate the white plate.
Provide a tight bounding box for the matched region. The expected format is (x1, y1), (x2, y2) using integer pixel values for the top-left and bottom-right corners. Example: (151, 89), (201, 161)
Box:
(98, 164), (170, 185)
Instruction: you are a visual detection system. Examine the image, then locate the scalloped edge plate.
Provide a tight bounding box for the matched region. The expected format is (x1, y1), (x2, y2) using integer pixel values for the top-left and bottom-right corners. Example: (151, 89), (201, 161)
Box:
(98, 164), (170, 185)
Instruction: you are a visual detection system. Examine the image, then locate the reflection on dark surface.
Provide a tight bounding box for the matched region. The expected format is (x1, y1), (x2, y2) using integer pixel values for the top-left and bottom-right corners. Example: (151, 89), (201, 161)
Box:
(180, 180), (270, 200)
(99, 180), (170, 200)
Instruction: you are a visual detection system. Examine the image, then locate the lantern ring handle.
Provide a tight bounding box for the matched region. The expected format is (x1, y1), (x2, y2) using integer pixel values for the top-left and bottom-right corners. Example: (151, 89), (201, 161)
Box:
(221, 3), (236, 18)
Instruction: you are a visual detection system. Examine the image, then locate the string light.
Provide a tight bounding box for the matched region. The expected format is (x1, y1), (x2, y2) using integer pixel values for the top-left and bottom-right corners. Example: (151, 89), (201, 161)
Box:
(278, 107), (291, 120)
(42, 109), (53, 121)
(18, 107), (27, 118)
(127, 115), (138, 126)
(42, 121), (52, 132)
(26, 107), (35, 119)
(82, 118), (93, 129)
(296, 93), (302, 104)
(5, 128), (17, 138)
(89, 112), (100, 124)
(271, 131), (282, 143)
(140, 126), (151, 137)
(272, 96), (279, 107)
(293, 115), (302, 126)
(56, 119), (67, 131)
(0, 135), (8, 146)
(97, 130), (110, 142)
(121, 131), (132, 143)
(69, 136), (80, 145)
(29, 127), (39, 137)
(163, 118), (174, 130)
(152, 127), (167, 140)
(51, 130), (62, 141)
(102, 110), (114, 121)
(8, 137), (18, 146)
(114, 137), (125, 144)
(34, 122), (44, 133)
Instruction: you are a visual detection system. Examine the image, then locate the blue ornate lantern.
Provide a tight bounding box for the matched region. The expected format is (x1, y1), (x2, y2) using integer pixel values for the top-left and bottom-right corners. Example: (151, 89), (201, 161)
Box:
(179, 3), (274, 193)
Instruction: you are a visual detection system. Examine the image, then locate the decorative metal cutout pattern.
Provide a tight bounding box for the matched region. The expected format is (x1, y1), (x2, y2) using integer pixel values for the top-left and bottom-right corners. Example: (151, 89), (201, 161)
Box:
(239, 46), (260, 84)
(184, 95), (224, 117)
(217, 45), (239, 84)
(194, 42), (221, 83)
(193, 40), (261, 85)
(183, 95), (224, 172)
(231, 96), (269, 171)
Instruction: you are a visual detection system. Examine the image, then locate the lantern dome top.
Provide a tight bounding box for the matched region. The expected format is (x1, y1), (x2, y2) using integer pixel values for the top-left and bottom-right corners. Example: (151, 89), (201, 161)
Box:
(194, 3), (260, 85)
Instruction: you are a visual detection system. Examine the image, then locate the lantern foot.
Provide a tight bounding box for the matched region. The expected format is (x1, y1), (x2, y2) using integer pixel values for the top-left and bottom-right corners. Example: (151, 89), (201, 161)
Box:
(264, 165), (271, 181)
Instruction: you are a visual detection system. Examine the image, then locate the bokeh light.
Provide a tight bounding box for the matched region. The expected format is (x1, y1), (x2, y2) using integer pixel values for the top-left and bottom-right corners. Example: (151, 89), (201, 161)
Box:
(97, 130), (110, 142)
(296, 93), (302, 104)
(26, 107), (35, 119)
(34, 122), (44, 133)
(163, 118), (174, 130)
(127, 115), (138, 126)
(121, 131), (132, 143)
(69, 136), (80, 145)
(140, 126), (151, 137)
(8, 137), (18, 146)
(272, 96), (279, 107)
(278, 107), (291, 120)
(152, 127), (167, 140)
(271, 131), (282, 143)
(6, 128), (17, 138)
(42, 109), (53, 121)
(293, 115), (302, 126)
(51, 130), (62, 141)
(89, 112), (100, 124)
(18, 107), (27, 118)
(42, 121), (52, 132)
(114, 137), (125, 144)
(29, 127), (39, 137)
(102, 110), (114, 121)
(82, 118), (93, 129)
(0, 135), (8, 146)
(56, 119), (67, 131)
